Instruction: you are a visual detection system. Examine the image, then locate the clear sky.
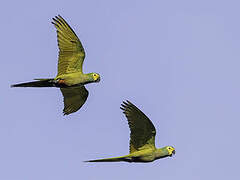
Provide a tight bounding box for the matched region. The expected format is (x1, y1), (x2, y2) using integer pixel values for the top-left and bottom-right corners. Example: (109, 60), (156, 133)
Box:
(1, 0), (240, 179)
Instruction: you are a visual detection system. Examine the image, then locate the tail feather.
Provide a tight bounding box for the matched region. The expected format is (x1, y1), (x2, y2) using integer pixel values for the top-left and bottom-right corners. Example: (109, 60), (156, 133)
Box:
(11, 79), (55, 87)
(84, 156), (130, 163)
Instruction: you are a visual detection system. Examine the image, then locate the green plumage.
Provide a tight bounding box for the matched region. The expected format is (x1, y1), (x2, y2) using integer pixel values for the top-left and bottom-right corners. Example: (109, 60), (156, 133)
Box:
(11, 15), (100, 115)
(85, 100), (175, 163)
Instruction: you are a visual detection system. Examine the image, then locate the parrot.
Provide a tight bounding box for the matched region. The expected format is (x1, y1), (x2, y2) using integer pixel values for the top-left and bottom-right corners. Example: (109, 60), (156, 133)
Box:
(85, 100), (175, 163)
(11, 15), (100, 115)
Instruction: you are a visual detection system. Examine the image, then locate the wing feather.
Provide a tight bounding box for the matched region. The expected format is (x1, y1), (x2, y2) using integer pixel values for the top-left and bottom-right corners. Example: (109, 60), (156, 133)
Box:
(60, 86), (89, 115)
(121, 100), (156, 153)
(52, 15), (85, 76)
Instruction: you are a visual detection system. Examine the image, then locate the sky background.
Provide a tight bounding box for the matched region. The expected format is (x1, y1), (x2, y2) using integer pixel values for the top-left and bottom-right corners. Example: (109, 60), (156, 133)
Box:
(1, 0), (240, 179)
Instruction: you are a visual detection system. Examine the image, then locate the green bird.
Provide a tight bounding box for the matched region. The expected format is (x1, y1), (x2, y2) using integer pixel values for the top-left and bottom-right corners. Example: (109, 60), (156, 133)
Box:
(11, 15), (100, 115)
(85, 100), (175, 163)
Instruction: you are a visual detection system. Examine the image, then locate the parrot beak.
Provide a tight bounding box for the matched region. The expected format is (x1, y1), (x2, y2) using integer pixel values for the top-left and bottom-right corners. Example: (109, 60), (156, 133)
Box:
(96, 77), (101, 82)
(169, 149), (175, 157)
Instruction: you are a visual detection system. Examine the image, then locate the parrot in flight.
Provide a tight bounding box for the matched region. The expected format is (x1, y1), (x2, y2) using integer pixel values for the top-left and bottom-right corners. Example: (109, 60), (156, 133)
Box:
(85, 100), (175, 163)
(11, 15), (100, 115)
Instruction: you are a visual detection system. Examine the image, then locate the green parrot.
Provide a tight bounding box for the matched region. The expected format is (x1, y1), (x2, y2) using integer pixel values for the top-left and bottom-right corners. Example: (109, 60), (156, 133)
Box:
(85, 100), (175, 163)
(11, 15), (100, 115)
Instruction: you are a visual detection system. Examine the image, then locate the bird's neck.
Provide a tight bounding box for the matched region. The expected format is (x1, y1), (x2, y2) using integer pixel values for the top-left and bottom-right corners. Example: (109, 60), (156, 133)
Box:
(81, 73), (94, 84)
(154, 147), (169, 159)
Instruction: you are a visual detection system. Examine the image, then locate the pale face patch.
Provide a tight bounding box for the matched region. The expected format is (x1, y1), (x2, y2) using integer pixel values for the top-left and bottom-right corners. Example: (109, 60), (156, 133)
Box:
(92, 73), (100, 82)
(166, 146), (175, 156)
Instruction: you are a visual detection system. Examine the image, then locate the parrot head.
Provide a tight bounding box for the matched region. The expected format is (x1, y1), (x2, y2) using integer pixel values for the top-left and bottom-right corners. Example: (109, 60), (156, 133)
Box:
(155, 146), (175, 159)
(166, 146), (175, 157)
(91, 73), (101, 82)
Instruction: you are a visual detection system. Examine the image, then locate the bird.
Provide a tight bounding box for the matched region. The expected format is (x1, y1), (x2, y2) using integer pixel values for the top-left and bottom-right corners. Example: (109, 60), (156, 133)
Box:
(85, 100), (175, 163)
(11, 15), (100, 115)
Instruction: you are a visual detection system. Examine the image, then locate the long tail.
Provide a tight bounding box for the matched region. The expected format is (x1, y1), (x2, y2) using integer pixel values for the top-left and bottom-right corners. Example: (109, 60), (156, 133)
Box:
(84, 155), (131, 163)
(11, 79), (55, 87)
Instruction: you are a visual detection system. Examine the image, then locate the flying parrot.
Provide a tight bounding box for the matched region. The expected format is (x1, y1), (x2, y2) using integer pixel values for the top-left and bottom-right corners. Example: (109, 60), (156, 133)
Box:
(85, 100), (175, 163)
(11, 15), (100, 115)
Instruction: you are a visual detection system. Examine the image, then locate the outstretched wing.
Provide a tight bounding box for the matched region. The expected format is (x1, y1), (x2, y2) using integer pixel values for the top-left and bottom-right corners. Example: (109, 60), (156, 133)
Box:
(120, 100), (156, 153)
(60, 86), (89, 115)
(52, 15), (85, 76)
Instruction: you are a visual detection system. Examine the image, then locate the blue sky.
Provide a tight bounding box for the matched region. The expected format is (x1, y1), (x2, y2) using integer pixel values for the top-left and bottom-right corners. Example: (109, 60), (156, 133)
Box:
(1, 0), (240, 179)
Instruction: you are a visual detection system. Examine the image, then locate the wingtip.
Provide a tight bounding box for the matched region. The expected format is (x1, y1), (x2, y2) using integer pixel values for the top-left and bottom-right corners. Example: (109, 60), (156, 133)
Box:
(122, 101), (129, 106)
(55, 15), (60, 21)
(52, 16), (62, 24)
(63, 108), (68, 116)
(122, 99), (128, 103)
(63, 110), (67, 116)
(120, 99), (131, 109)
(126, 100), (134, 106)
(120, 103), (126, 109)
(51, 17), (57, 25)
(63, 110), (72, 116)
(58, 14), (63, 19)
